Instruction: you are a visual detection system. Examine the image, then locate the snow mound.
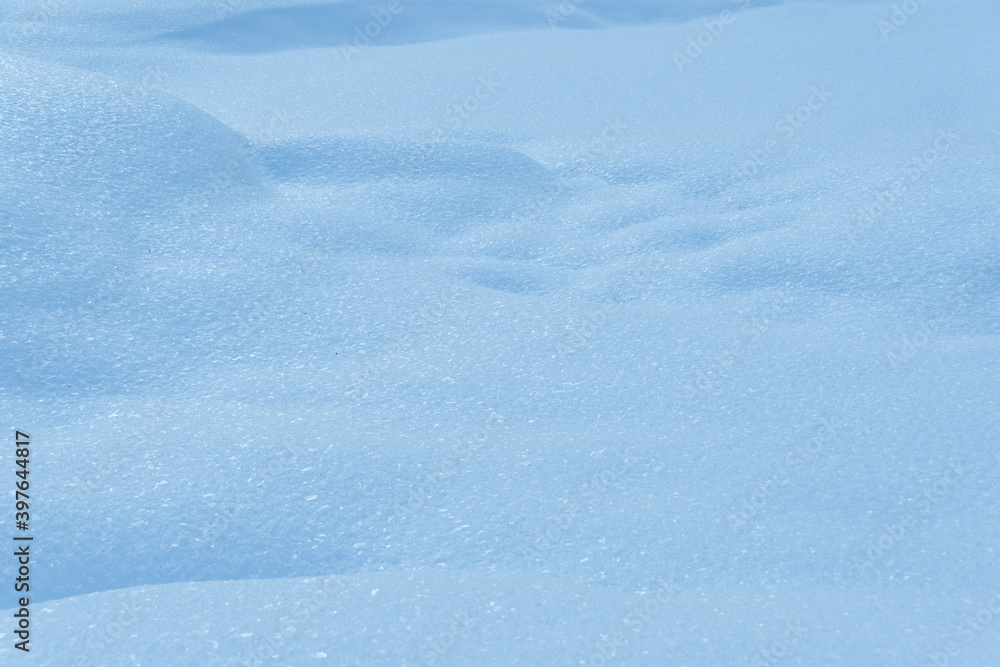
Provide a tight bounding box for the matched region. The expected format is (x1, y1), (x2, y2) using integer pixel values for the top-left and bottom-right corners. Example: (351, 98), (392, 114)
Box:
(6, 572), (997, 666)
(1, 54), (257, 307)
(159, 0), (781, 53)
(0, 54), (256, 225)
(0, 54), (261, 393)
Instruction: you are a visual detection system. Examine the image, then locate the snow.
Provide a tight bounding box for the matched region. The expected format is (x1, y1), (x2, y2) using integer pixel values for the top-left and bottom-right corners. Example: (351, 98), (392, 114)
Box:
(1, 0), (999, 664)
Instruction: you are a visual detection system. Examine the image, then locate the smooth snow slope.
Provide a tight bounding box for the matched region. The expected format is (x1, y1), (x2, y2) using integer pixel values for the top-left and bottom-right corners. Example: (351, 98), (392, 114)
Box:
(1, 0), (999, 665)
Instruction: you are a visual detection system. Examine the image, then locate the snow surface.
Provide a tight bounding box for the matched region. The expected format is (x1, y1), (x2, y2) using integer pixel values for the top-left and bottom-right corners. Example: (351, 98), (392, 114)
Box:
(1, 0), (999, 664)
